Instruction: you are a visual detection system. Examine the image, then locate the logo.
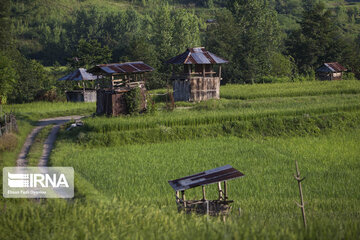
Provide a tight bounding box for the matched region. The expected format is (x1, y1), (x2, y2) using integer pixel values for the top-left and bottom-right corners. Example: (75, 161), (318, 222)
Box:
(3, 167), (74, 198)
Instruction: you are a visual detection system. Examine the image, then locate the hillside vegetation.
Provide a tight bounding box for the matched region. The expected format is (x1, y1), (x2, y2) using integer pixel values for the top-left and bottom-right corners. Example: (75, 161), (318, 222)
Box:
(2, 0), (360, 103)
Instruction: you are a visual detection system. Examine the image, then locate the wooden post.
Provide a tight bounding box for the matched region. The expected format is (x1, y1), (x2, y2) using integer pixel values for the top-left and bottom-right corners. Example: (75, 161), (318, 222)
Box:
(82, 81), (86, 100)
(9, 114), (12, 133)
(219, 65), (222, 80)
(294, 160), (307, 227)
(181, 190), (186, 208)
(4, 114), (7, 133)
(223, 181), (228, 200)
(202, 64), (206, 78)
(188, 64), (191, 78)
(175, 191), (180, 204)
(217, 182), (223, 200)
(206, 200), (209, 217)
(202, 186), (206, 200)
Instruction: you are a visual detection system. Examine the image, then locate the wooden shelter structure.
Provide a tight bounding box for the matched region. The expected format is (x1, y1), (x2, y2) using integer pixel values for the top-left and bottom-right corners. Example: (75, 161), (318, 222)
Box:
(58, 68), (98, 102)
(166, 47), (228, 102)
(316, 62), (347, 80)
(88, 62), (154, 116)
(168, 165), (244, 216)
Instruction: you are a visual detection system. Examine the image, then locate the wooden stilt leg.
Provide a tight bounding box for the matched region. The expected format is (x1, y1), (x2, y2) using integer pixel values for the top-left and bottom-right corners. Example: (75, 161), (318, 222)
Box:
(202, 186), (206, 200)
(181, 190), (186, 208)
(223, 181), (228, 200)
(217, 182), (223, 200)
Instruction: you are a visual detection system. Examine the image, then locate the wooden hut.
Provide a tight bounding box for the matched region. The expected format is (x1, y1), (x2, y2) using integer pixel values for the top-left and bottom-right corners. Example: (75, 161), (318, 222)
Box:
(166, 47), (228, 102)
(58, 68), (98, 102)
(168, 165), (244, 216)
(87, 62), (154, 116)
(316, 62), (347, 80)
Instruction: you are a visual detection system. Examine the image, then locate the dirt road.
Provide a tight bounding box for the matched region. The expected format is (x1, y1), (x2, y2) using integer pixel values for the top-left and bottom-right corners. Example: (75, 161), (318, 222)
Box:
(16, 115), (83, 167)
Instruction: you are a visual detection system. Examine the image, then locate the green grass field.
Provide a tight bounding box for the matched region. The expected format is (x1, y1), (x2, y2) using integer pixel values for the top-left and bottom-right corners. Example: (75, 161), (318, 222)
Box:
(1, 81), (360, 239)
(2, 101), (95, 122)
(220, 80), (360, 100)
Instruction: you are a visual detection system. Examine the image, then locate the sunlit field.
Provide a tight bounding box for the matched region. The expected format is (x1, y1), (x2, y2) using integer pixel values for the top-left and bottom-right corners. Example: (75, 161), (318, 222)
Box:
(1, 81), (360, 239)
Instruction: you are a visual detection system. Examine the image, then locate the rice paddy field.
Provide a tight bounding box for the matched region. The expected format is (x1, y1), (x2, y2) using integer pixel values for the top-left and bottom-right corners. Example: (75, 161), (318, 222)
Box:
(1, 80), (360, 239)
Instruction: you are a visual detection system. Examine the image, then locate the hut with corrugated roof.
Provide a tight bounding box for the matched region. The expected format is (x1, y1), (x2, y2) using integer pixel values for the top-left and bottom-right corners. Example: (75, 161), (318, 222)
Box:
(58, 68), (98, 102)
(166, 47), (228, 102)
(88, 61), (154, 116)
(316, 62), (347, 80)
(168, 165), (244, 216)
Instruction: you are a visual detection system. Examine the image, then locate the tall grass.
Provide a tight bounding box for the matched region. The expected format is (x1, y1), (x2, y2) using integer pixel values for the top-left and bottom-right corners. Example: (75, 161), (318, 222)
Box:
(220, 80), (360, 99)
(83, 94), (360, 133)
(1, 130), (355, 239)
(1, 81), (360, 239)
(72, 111), (360, 147)
(2, 101), (95, 121)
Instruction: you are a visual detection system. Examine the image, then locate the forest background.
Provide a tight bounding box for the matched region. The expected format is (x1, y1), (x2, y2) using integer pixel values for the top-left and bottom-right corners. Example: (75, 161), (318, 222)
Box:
(1, 0), (360, 103)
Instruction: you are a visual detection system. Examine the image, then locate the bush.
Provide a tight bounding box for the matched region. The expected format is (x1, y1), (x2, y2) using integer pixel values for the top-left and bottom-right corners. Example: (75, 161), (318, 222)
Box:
(124, 87), (141, 114)
(146, 93), (157, 115)
(0, 133), (17, 152)
(35, 87), (62, 102)
(257, 76), (291, 83)
(343, 72), (357, 80)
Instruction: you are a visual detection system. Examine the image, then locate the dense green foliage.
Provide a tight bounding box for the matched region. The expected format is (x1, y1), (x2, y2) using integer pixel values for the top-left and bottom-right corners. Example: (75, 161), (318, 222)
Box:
(2, 0), (360, 103)
(124, 87), (142, 114)
(207, 1), (282, 83)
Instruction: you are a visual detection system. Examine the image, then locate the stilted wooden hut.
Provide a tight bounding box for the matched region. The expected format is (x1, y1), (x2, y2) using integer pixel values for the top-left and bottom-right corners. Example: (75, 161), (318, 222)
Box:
(58, 68), (98, 102)
(87, 62), (154, 116)
(316, 62), (347, 80)
(168, 165), (244, 216)
(166, 47), (228, 102)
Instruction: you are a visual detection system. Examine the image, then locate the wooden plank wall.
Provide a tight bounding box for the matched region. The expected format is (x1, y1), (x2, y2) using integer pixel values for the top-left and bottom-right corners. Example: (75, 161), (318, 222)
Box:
(173, 77), (220, 102)
(173, 80), (191, 101)
(96, 85), (147, 116)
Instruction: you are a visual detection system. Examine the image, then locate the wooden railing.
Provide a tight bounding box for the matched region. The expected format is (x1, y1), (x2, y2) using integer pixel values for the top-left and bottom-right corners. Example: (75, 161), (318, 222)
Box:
(171, 72), (219, 80)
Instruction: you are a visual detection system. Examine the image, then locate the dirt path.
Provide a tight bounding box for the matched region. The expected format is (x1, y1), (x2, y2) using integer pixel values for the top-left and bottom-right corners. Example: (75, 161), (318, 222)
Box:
(16, 115), (84, 167)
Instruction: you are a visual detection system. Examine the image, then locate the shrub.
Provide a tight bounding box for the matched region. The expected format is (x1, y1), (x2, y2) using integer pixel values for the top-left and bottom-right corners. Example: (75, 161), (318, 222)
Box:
(0, 133), (18, 152)
(146, 93), (157, 115)
(257, 76), (291, 83)
(124, 87), (141, 114)
(343, 72), (357, 80)
(35, 87), (61, 102)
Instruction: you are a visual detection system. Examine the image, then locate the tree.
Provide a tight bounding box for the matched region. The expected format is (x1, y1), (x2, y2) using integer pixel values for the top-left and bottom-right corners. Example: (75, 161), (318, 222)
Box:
(206, 9), (240, 83)
(8, 53), (50, 103)
(286, 1), (342, 73)
(0, 0), (12, 51)
(172, 9), (202, 52)
(208, 0), (282, 83)
(70, 39), (112, 69)
(152, 4), (175, 70)
(0, 53), (18, 104)
(269, 52), (297, 78)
